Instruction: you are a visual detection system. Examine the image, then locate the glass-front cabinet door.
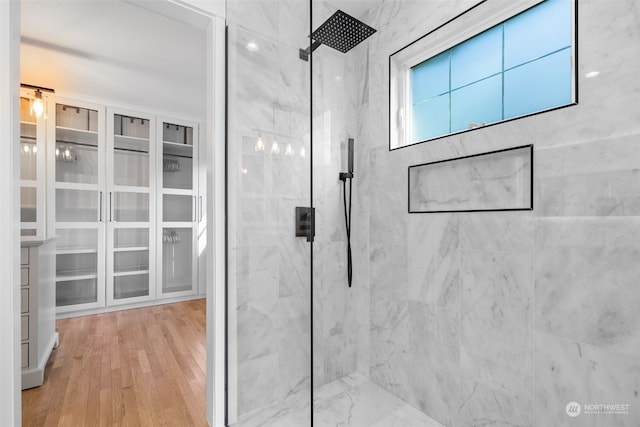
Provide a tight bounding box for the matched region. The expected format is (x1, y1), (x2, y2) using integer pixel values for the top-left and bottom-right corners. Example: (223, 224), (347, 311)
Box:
(106, 109), (156, 305)
(20, 88), (50, 240)
(157, 118), (198, 298)
(53, 99), (106, 312)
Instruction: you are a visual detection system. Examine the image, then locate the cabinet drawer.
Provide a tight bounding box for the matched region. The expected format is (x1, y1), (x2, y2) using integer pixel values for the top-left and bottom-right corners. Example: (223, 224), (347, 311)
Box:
(21, 343), (28, 369)
(21, 288), (29, 314)
(21, 268), (29, 286)
(21, 315), (29, 341)
(21, 247), (29, 265)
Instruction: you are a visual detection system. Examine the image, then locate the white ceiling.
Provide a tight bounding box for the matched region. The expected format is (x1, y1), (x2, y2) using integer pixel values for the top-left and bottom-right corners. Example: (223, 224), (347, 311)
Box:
(21, 0), (207, 120)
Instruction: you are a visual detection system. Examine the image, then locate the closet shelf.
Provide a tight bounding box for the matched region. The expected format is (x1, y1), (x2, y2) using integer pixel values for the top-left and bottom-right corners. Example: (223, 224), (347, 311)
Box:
(56, 270), (98, 282)
(113, 246), (149, 252)
(113, 268), (149, 277)
(56, 247), (98, 255)
(114, 135), (150, 155)
(163, 141), (193, 158)
(56, 126), (99, 146)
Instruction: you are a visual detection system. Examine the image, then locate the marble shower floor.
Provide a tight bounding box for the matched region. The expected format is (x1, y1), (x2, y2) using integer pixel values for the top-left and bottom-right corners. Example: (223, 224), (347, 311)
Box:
(234, 374), (444, 427)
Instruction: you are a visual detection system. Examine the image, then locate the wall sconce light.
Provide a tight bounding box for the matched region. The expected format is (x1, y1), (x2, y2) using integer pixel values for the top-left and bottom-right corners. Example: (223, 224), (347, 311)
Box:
(255, 135), (265, 152)
(271, 139), (280, 155)
(31, 90), (44, 118)
(284, 143), (294, 157)
(21, 84), (54, 120)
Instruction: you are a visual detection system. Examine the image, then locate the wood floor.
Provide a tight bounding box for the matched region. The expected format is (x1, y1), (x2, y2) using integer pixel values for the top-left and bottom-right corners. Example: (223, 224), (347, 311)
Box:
(22, 299), (208, 427)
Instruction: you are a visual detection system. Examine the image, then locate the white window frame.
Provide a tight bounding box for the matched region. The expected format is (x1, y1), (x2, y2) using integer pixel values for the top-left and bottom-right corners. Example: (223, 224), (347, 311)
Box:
(389, 0), (576, 149)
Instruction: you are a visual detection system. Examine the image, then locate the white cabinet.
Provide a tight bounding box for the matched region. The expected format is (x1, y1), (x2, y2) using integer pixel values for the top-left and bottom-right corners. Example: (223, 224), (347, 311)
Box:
(157, 118), (199, 298)
(21, 242), (58, 389)
(20, 88), (51, 240)
(51, 98), (201, 314)
(53, 99), (106, 312)
(106, 109), (157, 305)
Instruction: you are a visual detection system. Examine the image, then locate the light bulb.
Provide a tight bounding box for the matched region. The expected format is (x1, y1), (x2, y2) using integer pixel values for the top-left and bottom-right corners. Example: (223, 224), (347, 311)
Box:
(255, 136), (265, 152)
(32, 146), (37, 154)
(300, 147), (306, 159)
(22, 144), (29, 154)
(31, 90), (44, 118)
(246, 42), (259, 52)
(271, 139), (280, 154)
(55, 147), (60, 157)
(285, 143), (293, 157)
(64, 148), (71, 159)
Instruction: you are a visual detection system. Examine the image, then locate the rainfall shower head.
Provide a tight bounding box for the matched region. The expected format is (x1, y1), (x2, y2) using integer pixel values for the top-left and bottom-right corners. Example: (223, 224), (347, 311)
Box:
(299, 10), (376, 61)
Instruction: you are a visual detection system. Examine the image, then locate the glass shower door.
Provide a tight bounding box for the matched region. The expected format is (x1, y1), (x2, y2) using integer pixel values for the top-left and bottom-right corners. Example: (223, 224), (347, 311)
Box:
(226, 0), (312, 425)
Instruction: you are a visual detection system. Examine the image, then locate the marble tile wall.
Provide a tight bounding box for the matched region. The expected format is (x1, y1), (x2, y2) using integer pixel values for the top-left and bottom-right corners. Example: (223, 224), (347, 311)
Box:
(356, 0), (640, 426)
(311, 1), (371, 390)
(226, 0), (312, 422)
(227, 0), (371, 422)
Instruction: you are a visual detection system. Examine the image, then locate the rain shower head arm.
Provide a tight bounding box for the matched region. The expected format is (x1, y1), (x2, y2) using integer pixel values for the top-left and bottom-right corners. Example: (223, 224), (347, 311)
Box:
(299, 40), (322, 61)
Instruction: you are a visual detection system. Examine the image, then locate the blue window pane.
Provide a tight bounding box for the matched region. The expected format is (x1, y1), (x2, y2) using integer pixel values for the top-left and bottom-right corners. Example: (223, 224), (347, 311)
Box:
(504, 48), (572, 119)
(451, 25), (502, 89)
(411, 50), (450, 103)
(451, 75), (502, 133)
(504, 0), (572, 69)
(412, 94), (450, 142)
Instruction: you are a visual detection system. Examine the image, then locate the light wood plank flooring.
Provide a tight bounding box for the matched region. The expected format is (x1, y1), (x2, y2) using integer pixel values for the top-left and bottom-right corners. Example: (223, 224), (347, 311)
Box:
(22, 299), (208, 427)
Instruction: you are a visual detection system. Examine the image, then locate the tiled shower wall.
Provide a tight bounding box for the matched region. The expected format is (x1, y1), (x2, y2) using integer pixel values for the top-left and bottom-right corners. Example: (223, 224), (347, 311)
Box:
(227, 0), (370, 419)
(356, 0), (640, 426)
(226, 0), (311, 418)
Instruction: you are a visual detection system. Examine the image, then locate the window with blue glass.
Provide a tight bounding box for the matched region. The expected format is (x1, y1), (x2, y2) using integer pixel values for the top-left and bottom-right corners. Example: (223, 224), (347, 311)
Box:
(410, 0), (574, 143)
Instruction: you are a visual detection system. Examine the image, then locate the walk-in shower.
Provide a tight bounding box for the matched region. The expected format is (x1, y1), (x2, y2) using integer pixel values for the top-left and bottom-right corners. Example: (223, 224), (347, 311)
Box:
(227, 0), (638, 426)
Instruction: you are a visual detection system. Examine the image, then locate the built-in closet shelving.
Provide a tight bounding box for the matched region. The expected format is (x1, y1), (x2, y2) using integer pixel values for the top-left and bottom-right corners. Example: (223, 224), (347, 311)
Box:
(53, 99), (106, 312)
(20, 93), (47, 240)
(158, 118), (199, 298)
(52, 98), (201, 314)
(106, 109), (156, 305)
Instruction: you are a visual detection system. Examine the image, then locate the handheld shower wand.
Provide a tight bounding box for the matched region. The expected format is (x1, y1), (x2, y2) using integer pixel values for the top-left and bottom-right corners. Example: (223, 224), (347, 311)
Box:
(339, 139), (354, 287)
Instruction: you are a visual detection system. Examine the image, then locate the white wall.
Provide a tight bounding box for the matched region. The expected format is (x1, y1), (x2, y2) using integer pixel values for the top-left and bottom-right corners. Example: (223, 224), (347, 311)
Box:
(0, 0), (23, 425)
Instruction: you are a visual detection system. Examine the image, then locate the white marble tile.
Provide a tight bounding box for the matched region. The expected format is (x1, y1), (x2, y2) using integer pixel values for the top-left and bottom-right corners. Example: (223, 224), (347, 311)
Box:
(459, 378), (533, 427)
(237, 353), (280, 416)
(532, 0), (640, 148)
(537, 170), (640, 217)
(460, 212), (533, 253)
(535, 331), (640, 427)
(371, 403), (445, 427)
(404, 301), (460, 426)
(236, 308), (276, 363)
(536, 218), (640, 359)
(460, 250), (534, 425)
(314, 379), (405, 427)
